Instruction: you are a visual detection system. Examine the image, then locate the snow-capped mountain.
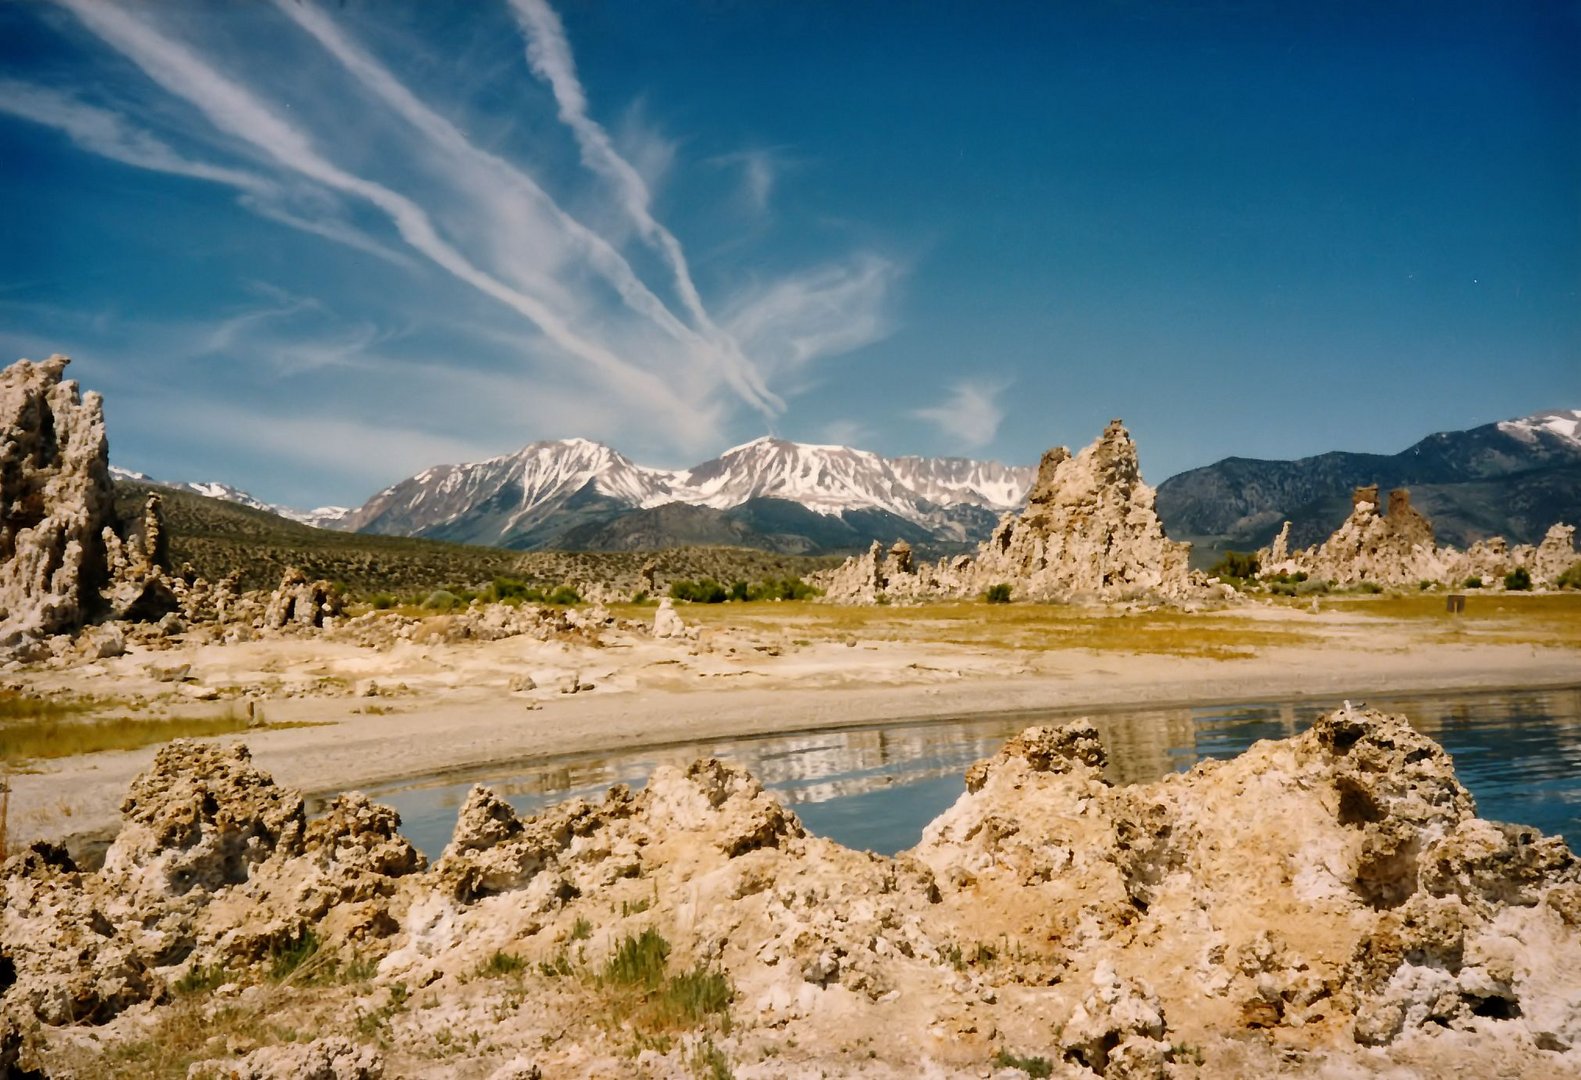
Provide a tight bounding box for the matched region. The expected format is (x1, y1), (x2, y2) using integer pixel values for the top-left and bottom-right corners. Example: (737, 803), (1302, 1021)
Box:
(342, 438), (681, 541)
(1156, 406), (1581, 553)
(346, 437), (1036, 553)
(1497, 408), (1581, 447)
(110, 467), (353, 530)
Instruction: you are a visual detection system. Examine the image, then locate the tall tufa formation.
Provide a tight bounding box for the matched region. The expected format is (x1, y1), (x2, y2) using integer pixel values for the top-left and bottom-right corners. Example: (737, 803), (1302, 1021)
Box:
(1258, 487), (1578, 588)
(0, 355), (114, 645)
(816, 420), (1205, 603)
(968, 419), (1195, 599)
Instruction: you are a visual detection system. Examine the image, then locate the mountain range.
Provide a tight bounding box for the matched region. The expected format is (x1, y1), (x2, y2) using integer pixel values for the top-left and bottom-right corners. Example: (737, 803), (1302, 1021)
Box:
(115, 408), (1581, 560)
(340, 437), (1032, 556)
(1154, 408), (1581, 556)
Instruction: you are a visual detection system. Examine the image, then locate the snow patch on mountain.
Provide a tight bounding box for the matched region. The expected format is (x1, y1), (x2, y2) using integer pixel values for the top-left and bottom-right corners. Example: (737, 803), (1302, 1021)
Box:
(345, 436), (1035, 546)
(110, 467), (353, 530)
(1497, 408), (1581, 446)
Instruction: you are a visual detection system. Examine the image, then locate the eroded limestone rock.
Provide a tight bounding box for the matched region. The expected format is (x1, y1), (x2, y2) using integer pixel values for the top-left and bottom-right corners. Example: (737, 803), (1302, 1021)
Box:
(1259, 486), (1579, 589)
(0, 355), (114, 647)
(263, 567), (343, 630)
(817, 421), (1207, 604)
(6, 708), (1580, 1077)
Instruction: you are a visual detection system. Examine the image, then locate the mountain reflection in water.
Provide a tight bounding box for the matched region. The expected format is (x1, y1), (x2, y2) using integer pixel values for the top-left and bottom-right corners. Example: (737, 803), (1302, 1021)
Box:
(349, 686), (1581, 860)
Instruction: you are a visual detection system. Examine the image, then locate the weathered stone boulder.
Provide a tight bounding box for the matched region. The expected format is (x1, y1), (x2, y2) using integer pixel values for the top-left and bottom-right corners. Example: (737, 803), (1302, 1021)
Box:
(0, 355), (114, 647)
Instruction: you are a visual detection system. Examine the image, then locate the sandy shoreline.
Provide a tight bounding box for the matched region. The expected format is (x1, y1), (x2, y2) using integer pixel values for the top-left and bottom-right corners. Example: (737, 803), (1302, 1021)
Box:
(10, 607), (1579, 851)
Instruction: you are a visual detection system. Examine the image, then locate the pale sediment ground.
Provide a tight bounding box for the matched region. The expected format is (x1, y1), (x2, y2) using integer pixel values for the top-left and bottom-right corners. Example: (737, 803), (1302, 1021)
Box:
(9, 596), (1580, 850)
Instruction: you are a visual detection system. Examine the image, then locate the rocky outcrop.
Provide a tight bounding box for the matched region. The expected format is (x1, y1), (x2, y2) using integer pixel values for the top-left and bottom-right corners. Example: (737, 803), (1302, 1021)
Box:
(0, 742), (421, 1034)
(651, 596), (686, 639)
(1533, 522), (1580, 584)
(0, 355), (114, 648)
(263, 567), (343, 630)
(817, 421), (1207, 603)
(6, 710), (1579, 1077)
(1259, 486), (1580, 588)
(102, 492), (182, 622)
(193, 1037), (385, 1080)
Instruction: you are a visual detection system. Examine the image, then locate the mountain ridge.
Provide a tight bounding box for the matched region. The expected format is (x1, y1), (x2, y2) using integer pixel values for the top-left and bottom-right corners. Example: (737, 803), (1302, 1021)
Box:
(1156, 408), (1581, 555)
(344, 436), (1036, 555)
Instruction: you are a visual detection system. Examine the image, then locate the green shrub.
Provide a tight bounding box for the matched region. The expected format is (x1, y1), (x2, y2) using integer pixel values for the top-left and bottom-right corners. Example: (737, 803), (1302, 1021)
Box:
(1209, 550), (1260, 583)
(748, 576), (819, 601)
(1504, 567), (1532, 591)
(1559, 561), (1581, 590)
(370, 593), (398, 610)
(1464, 575), (1484, 589)
(1352, 581), (1383, 594)
(728, 580), (750, 602)
(670, 579), (728, 604)
(985, 583), (1013, 604)
(421, 589), (463, 612)
(1294, 579), (1330, 596)
(546, 585), (582, 605)
(486, 577), (547, 605)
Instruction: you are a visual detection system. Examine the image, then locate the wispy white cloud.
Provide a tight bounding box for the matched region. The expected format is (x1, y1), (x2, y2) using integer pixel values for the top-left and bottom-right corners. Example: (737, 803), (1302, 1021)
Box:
(56, 0), (699, 428)
(270, 0), (746, 401)
(0, 78), (417, 268)
(507, 0), (782, 415)
(911, 378), (1011, 449)
(0, 79), (262, 189)
(725, 255), (900, 383)
(710, 148), (789, 216)
(17, 0), (900, 492)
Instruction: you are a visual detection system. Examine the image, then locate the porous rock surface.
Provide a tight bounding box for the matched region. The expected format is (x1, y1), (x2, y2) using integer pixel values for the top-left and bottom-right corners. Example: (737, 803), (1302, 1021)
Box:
(0, 355), (115, 647)
(1259, 487), (1579, 589)
(5, 710), (1580, 1077)
(817, 421), (1210, 604)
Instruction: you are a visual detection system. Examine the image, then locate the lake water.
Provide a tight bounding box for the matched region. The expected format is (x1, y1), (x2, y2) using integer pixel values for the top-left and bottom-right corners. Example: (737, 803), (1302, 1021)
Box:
(347, 685), (1581, 860)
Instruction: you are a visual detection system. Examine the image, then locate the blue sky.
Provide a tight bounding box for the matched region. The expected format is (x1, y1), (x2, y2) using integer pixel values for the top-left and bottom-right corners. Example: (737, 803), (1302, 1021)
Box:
(2, 1), (1577, 508)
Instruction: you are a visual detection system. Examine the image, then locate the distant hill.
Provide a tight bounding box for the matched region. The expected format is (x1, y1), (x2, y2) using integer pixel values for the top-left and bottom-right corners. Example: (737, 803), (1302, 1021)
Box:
(113, 480), (838, 596)
(1156, 409), (1581, 560)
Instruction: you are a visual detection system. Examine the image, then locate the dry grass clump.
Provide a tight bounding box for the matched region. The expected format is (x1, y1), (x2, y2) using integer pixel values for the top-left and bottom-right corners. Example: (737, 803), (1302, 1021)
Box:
(1324, 593), (1581, 648)
(676, 600), (1320, 659)
(0, 694), (316, 765)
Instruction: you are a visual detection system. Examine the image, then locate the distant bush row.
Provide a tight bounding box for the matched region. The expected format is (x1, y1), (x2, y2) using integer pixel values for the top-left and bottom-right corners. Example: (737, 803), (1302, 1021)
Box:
(668, 576), (820, 603)
(368, 577), (583, 611)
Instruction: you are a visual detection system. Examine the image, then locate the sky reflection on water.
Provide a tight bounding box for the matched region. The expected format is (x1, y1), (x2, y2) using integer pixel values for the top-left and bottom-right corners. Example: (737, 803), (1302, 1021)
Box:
(352, 686), (1581, 859)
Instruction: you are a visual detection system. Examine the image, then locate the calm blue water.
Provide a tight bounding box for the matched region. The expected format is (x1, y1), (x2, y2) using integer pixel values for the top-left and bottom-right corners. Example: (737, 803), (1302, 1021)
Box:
(345, 686), (1581, 860)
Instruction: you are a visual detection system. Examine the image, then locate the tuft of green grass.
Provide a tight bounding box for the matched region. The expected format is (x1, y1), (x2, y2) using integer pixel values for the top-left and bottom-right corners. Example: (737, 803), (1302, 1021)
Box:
(992, 1048), (1054, 1077)
(173, 964), (229, 996)
(653, 966), (732, 1027)
(604, 928), (670, 989)
(539, 948), (577, 978)
(570, 916), (594, 941)
(690, 1036), (735, 1080)
(268, 929), (320, 982)
(478, 950), (526, 977)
